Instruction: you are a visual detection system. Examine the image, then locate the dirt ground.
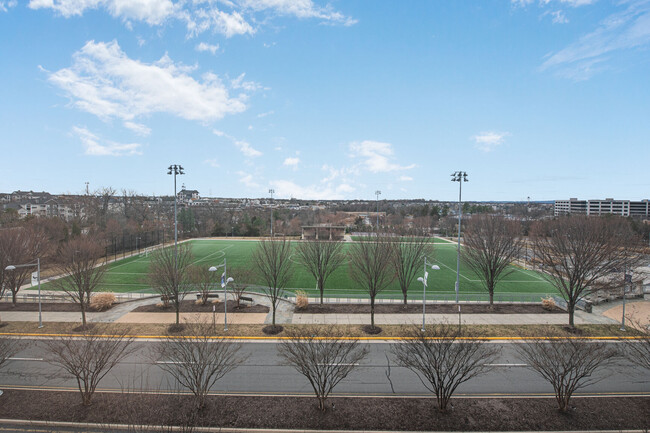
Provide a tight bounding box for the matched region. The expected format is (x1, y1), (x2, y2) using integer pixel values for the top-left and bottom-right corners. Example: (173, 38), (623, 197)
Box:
(0, 390), (646, 431)
(299, 303), (564, 314)
(602, 299), (650, 330)
(133, 299), (269, 314)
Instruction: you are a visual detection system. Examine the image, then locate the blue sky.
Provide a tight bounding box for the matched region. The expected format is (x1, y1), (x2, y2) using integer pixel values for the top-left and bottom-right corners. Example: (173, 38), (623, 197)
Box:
(1, 0), (649, 201)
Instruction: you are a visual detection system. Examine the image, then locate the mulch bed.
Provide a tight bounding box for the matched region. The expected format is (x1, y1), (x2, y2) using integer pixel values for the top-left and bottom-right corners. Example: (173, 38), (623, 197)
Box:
(0, 390), (646, 431)
(298, 303), (564, 314)
(0, 302), (108, 312)
(132, 299), (269, 314)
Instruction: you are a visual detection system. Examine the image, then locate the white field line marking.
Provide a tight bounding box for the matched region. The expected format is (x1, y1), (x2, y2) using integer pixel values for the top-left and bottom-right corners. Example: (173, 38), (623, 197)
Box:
(9, 357), (44, 361)
(108, 254), (152, 271)
(433, 260), (478, 282)
(190, 244), (234, 266)
(317, 363), (360, 366)
(510, 266), (546, 282)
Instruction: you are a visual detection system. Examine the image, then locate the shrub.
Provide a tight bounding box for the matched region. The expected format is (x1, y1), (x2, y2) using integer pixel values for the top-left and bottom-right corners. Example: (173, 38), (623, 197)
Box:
(541, 296), (556, 311)
(295, 290), (309, 309)
(90, 293), (116, 311)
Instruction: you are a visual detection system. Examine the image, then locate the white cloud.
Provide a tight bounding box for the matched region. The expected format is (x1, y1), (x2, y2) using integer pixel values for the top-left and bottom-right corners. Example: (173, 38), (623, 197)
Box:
(0, 0), (17, 12)
(46, 40), (248, 124)
(257, 110), (274, 118)
(29, 0), (175, 24)
(541, 1), (650, 80)
(204, 158), (220, 168)
(123, 121), (151, 136)
(195, 42), (220, 54)
(72, 126), (142, 156)
(238, 171), (260, 189)
(399, 175), (413, 182)
(231, 73), (263, 91)
(349, 140), (415, 173)
(28, 0), (354, 37)
(283, 157), (300, 168)
(269, 179), (347, 200)
(473, 131), (510, 152)
(238, 0), (357, 25)
(550, 10), (568, 24)
(212, 129), (262, 157)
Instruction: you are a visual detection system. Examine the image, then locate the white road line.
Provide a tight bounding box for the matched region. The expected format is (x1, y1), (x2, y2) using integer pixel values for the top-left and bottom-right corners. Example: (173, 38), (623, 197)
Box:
(485, 363), (528, 367)
(8, 357), (44, 361)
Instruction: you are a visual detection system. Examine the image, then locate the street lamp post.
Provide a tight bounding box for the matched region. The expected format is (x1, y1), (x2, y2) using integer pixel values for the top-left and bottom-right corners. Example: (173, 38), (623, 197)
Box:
(621, 267), (632, 331)
(450, 171), (468, 304)
(167, 165), (185, 256)
(375, 190), (381, 230)
(5, 258), (42, 328)
(417, 257), (440, 332)
(269, 189), (275, 238)
(209, 259), (234, 331)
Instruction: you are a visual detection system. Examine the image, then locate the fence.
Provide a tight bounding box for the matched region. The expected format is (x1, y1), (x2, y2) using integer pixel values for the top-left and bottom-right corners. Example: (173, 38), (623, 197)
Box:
(104, 229), (167, 263)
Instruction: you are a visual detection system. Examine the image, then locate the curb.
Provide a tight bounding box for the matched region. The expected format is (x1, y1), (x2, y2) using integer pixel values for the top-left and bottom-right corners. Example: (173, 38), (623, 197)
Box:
(0, 419), (646, 433)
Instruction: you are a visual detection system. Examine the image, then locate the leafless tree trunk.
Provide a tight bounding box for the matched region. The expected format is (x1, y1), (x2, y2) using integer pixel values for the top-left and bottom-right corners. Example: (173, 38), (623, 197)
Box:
(154, 320), (246, 409)
(0, 226), (50, 305)
(51, 236), (106, 328)
(515, 334), (620, 412)
(390, 229), (434, 305)
(348, 234), (396, 332)
(44, 325), (135, 406)
(228, 266), (255, 308)
(391, 323), (499, 412)
(187, 265), (214, 306)
(278, 326), (369, 411)
(461, 215), (523, 305)
(252, 237), (293, 332)
(295, 238), (346, 305)
(148, 243), (194, 327)
(531, 216), (643, 328)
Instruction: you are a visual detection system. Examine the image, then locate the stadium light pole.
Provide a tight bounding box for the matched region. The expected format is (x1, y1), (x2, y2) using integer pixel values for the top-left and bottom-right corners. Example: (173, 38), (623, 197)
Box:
(375, 190), (381, 230)
(5, 259), (42, 328)
(269, 188), (275, 237)
(451, 171), (468, 304)
(209, 260), (234, 331)
(417, 257), (440, 332)
(167, 165), (184, 259)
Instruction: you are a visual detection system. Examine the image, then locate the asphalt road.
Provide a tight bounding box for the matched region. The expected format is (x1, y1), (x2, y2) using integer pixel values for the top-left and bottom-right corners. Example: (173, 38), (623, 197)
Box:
(1, 340), (648, 398)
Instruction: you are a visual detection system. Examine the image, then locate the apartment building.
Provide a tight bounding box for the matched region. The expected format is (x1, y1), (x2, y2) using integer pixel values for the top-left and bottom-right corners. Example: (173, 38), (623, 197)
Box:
(554, 198), (650, 217)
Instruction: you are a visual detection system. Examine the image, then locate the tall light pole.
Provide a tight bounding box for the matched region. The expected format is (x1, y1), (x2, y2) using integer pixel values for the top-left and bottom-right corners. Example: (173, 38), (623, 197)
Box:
(209, 259), (234, 331)
(451, 171), (468, 303)
(5, 258), (42, 328)
(417, 257), (440, 332)
(167, 165), (184, 255)
(269, 188), (275, 237)
(375, 190), (381, 231)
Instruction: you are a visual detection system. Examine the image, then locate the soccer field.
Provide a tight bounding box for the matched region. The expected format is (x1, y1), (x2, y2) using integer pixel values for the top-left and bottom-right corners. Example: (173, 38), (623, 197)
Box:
(91, 238), (558, 301)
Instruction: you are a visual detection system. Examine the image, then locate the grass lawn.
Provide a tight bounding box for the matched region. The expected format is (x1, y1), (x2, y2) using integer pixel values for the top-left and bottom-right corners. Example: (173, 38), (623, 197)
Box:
(41, 238), (558, 301)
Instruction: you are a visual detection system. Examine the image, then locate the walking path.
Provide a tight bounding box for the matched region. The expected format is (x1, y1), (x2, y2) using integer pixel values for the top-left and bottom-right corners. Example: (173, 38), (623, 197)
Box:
(1, 288), (638, 327)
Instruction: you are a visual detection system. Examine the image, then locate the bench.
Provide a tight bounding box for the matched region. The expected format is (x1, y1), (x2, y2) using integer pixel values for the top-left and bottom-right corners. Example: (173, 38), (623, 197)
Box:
(196, 293), (220, 300)
(239, 296), (254, 304)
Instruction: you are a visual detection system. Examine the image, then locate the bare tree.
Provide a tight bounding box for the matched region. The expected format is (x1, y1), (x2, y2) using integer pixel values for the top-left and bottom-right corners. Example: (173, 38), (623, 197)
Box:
(252, 237), (293, 333)
(515, 335), (619, 412)
(348, 234), (396, 332)
(391, 323), (499, 412)
(228, 266), (256, 309)
(461, 215), (523, 305)
(390, 229), (434, 305)
(51, 236), (106, 328)
(0, 227), (50, 305)
(154, 320), (246, 409)
(148, 243), (194, 327)
(278, 326), (369, 411)
(620, 316), (650, 371)
(44, 325), (135, 406)
(187, 265), (213, 306)
(531, 216), (643, 327)
(295, 238), (346, 305)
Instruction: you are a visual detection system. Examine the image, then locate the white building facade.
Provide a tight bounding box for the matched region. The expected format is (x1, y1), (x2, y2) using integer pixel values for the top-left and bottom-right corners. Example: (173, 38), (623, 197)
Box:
(554, 198), (650, 217)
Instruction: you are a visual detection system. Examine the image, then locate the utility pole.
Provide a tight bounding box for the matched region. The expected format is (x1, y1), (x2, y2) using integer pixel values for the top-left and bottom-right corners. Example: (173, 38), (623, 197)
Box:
(451, 171), (468, 304)
(375, 190), (381, 231)
(269, 188), (275, 237)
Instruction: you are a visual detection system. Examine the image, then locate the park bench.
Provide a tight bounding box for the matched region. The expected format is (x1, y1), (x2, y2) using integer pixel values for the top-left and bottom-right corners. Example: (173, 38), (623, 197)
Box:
(239, 296), (254, 304)
(195, 293), (220, 300)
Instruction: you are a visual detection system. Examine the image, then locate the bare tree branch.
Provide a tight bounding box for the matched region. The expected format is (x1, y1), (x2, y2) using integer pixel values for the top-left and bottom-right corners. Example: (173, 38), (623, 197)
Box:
(148, 243), (194, 326)
(391, 323), (499, 412)
(390, 228), (434, 305)
(295, 238), (346, 305)
(278, 326), (369, 411)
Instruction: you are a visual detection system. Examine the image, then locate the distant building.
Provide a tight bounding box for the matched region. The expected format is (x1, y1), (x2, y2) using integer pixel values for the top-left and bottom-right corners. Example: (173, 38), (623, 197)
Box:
(301, 225), (346, 241)
(554, 198), (650, 218)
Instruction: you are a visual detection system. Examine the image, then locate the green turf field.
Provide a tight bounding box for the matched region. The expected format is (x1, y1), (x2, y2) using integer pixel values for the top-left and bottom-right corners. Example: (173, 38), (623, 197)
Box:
(69, 238), (558, 301)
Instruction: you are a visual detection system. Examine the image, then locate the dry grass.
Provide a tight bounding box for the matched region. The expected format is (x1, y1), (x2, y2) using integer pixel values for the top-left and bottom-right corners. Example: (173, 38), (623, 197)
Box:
(0, 321), (642, 338)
